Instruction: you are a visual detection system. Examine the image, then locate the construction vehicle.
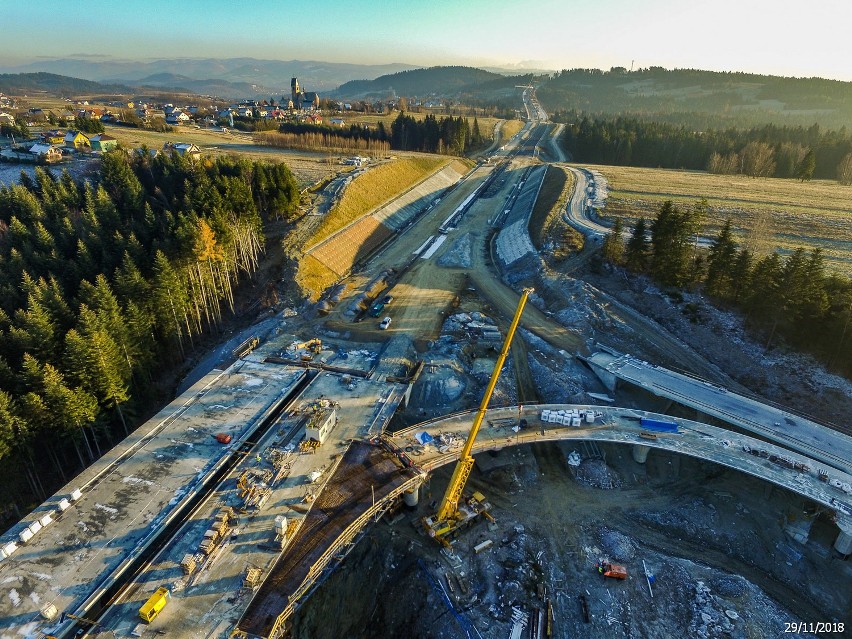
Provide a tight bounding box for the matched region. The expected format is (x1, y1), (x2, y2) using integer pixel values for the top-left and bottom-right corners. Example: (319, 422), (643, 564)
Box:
(138, 586), (171, 622)
(233, 336), (260, 359)
(293, 338), (322, 355)
(596, 559), (628, 580)
(422, 288), (533, 547)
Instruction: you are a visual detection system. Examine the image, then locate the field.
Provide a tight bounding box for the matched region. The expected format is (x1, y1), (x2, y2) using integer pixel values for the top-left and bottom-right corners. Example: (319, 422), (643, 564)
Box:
(496, 119), (524, 146)
(305, 156), (450, 248)
(585, 164), (852, 274)
(103, 125), (344, 186)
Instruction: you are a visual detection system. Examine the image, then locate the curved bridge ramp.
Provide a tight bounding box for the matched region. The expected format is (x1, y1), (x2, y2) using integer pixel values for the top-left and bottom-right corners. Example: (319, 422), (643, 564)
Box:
(237, 440), (421, 638)
(236, 404), (852, 638)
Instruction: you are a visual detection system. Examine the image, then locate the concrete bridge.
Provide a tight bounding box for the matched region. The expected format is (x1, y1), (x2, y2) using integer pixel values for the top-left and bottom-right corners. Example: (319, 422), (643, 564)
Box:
(236, 403), (852, 638)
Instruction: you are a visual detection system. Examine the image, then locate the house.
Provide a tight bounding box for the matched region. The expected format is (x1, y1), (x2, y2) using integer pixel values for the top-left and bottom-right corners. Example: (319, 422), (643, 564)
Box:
(300, 92), (320, 111)
(29, 143), (63, 163)
(162, 142), (201, 159)
(306, 113), (323, 124)
(0, 112), (17, 125)
(166, 111), (191, 125)
(90, 133), (118, 153)
(78, 107), (104, 119)
(53, 110), (76, 123)
(64, 130), (90, 149)
(42, 129), (66, 144)
(329, 117), (345, 127)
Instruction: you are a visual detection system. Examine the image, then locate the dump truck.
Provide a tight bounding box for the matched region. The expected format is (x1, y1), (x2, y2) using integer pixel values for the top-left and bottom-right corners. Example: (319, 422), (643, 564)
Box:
(596, 559), (628, 579)
(139, 586), (170, 623)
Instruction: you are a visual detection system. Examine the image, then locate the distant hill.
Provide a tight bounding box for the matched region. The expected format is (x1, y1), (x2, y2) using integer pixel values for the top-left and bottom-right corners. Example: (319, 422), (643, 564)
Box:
(136, 73), (271, 98)
(335, 66), (507, 98)
(0, 72), (129, 96)
(0, 57), (419, 96)
(539, 67), (852, 130)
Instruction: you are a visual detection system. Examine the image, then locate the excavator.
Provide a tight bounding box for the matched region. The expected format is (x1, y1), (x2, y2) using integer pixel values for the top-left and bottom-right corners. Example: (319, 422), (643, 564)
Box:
(292, 338), (322, 361)
(422, 288), (533, 547)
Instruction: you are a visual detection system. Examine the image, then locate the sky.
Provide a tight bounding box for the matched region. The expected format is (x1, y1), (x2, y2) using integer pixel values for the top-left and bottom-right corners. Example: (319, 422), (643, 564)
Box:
(2, 0), (851, 80)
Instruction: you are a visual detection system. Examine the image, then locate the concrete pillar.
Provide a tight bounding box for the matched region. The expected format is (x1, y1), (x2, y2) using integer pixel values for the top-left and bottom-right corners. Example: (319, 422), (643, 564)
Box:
(632, 444), (650, 464)
(587, 362), (618, 393)
(834, 528), (852, 557)
(403, 485), (419, 508)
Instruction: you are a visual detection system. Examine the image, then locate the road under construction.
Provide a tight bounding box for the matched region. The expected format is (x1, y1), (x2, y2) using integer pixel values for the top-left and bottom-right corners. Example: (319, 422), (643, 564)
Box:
(1, 89), (850, 639)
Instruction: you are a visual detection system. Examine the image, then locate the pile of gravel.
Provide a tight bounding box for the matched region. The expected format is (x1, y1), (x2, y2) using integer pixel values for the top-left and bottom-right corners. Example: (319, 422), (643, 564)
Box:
(437, 233), (472, 268)
(598, 527), (636, 560)
(710, 575), (748, 599)
(574, 458), (622, 489)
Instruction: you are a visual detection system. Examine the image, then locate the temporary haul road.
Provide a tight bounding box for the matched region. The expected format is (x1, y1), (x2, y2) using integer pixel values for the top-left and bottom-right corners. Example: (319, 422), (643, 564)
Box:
(0, 89), (849, 639)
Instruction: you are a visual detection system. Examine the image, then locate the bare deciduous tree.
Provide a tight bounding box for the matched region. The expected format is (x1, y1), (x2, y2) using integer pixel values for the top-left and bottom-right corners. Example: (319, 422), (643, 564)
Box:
(837, 153), (852, 185)
(741, 141), (776, 178)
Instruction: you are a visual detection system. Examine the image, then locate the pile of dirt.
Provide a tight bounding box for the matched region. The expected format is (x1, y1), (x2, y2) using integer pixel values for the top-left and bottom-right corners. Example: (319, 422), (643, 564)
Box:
(437, 232), (473, 268)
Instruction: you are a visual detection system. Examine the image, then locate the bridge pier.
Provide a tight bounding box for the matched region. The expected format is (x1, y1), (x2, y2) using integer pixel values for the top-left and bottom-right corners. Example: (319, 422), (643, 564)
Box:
(834, 527), (852, 558)
(586, 361), (618, 393)
(403, 485), (419, 508)
(632, 444), (650, 464)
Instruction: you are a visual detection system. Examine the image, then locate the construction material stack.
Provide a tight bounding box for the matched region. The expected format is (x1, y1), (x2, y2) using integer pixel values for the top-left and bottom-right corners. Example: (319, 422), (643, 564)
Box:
(237, 469), (273, 511)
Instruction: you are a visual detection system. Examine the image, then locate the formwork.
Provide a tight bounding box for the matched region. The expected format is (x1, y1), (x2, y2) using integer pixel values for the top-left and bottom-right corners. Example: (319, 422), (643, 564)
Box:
(237, 440), (421, 638)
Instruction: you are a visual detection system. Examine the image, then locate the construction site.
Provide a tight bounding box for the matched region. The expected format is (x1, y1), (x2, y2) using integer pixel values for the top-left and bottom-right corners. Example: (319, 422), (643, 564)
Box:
(0, 89), (850, 639)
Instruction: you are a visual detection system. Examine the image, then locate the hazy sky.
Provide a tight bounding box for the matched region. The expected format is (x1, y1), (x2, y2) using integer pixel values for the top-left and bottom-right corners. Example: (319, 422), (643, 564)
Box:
(2, 0), (851, 80)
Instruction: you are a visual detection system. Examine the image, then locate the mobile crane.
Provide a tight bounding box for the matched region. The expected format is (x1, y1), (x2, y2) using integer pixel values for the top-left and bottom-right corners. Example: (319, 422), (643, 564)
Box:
(422, 288), (533, 547)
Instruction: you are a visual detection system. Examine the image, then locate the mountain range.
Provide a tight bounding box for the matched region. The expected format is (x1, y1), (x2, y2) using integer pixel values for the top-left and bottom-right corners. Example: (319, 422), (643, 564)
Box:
(0, 57), (424, 97)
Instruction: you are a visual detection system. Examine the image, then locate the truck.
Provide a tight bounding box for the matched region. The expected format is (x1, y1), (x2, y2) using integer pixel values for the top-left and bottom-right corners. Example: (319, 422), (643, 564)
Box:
(139, 586), (170, 623)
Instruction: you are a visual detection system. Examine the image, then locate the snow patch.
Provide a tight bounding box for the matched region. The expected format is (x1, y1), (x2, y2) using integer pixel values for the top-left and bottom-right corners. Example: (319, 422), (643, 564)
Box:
(94, 503), (118, 517)
(122, 476), (154, 487)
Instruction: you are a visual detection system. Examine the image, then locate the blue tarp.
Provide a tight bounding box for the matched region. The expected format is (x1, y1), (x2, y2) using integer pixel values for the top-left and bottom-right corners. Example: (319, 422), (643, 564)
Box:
(415, 431), (434, 445)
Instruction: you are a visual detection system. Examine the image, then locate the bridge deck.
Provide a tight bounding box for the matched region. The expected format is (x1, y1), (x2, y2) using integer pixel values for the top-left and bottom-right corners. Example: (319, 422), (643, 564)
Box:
(585, 351), (852, 475)
(238, 441), (420, 637)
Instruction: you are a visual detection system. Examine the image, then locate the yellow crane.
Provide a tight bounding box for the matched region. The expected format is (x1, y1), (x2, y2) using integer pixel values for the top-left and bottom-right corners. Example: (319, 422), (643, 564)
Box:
(422, 288), (533, 546)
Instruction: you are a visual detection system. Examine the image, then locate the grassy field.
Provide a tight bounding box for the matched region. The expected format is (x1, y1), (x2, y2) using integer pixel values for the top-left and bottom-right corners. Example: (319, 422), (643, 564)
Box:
(305, 156), (451, 248)
(584, 164), (852, 274)
(497, 119), (525, 146)
(103, 125), (345, 186)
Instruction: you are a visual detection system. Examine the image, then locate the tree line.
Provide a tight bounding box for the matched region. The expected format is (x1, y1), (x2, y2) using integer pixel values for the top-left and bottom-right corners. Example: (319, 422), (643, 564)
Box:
(258, 113), (486, 156)
(0, 149), (300, 515)
(600, 202), (852, 376)
(390, 112), (484, 155)
(560, 116), (852, 182)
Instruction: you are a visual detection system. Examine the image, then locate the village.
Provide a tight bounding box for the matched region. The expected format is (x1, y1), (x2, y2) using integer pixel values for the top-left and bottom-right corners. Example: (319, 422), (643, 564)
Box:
(0, 78), (371, 166)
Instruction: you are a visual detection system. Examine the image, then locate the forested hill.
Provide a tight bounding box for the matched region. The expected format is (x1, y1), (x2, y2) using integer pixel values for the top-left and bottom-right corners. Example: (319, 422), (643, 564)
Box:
(539, 67), (852, 130)
(0, 152), (299, 515)
(335, 66), (506, 97)
(0, 72), (130, 96)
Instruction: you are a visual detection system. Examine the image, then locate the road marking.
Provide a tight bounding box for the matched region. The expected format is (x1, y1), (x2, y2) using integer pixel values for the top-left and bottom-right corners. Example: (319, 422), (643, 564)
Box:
(413, 235), (435, 256)
(420, 235), (447, 260)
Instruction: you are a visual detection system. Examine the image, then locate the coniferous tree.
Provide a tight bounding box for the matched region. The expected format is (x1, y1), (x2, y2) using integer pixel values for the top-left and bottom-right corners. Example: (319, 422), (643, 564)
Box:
(796, 150), (816, 181)
(649, 201), (701, 287)
(601, 218), (624, 264)
(705, 219), (738, 299)
(624, 218), (649, 272)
